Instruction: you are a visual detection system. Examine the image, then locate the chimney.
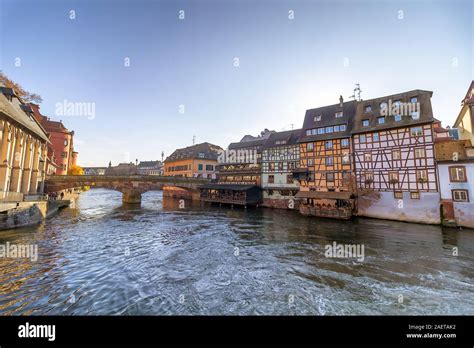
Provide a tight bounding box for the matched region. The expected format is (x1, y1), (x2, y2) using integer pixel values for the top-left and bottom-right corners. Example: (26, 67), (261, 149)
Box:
(339, 95), (344, 108)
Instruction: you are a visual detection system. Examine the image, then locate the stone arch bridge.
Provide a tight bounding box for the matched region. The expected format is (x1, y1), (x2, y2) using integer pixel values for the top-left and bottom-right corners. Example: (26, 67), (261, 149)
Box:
(44, 175), (210, 203)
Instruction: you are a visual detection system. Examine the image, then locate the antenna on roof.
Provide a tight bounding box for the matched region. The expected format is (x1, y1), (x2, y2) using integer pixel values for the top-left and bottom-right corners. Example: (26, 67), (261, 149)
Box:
(290, 123), (294, 130)
(192, 135), (196, 145)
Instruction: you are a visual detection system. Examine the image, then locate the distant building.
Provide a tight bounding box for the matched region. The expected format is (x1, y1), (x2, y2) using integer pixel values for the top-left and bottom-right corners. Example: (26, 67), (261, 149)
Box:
(105, 162), (137, 176)
(137, 160), (163, 175)
(164, 142), (222, 179)
(453, 80), (474, 146)
(200, 130), (274, 207)
(435, 139), (474, 228)
(261, 129), (301, 209)
(30, 104), (77, 175)
(0, 86), (50, 200)
(83, 167), (107, 175)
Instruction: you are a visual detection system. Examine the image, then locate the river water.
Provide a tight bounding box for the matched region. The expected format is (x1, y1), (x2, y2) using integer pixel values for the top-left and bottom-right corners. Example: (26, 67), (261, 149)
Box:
(0, 188), (473, 315)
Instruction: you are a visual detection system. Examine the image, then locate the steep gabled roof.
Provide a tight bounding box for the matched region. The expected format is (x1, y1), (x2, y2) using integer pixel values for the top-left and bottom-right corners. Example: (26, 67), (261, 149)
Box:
(263, 129), (302, 148)
(0, 86), (50, 142)
(298, 100), (356, 143)
(351, 89), (434, 134)
(165, 142), (223, 162)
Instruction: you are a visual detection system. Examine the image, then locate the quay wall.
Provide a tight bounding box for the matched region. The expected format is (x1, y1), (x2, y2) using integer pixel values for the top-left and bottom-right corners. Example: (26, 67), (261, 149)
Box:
(356, 191), (441, 225)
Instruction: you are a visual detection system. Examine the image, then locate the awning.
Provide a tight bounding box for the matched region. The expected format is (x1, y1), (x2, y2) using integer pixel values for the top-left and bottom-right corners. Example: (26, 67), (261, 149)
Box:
(294, 191), (353, 200)
(198, 184), (259, 191)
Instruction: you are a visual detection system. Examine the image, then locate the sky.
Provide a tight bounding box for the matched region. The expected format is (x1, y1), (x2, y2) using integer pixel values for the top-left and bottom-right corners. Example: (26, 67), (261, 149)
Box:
(0, 0), (472, 167)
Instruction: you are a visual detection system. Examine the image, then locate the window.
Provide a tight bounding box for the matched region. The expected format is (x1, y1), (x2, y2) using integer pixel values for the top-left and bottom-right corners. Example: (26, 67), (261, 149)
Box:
(410, 192), (420, 199)
(325, 141), (333, 149)
(314, 115), (322, 122)
(341, 138), (349, 148)
(335, 111), (343, 118)
(326, 173), (334, 182)
(342, 152), (350, 164)
(416, 170), (427, 181)
(61, 152), (68, 158)
(317, 128), (325, 134)
(394, 114), (402, 122)
(198, 152), (205, 158)
(364, 172), (374, 181)
(452, 190), (469, 202)
(411, 126), (423, 136)
(307, 143), (314, 151)
(377, 117), (385, 124)
(308, 159), (314, 166)
(373, 132), (379, 141)
(394, 191), (403, 199)
(278, 162), (283, 171)
(389, 172), (399, 182)
(306, 129), (311, 136)
(64, 140), (68, 147)
(325, 126), (334, 133)
(414, 148), (425, 158)
(392, 150), (401, 160)
(340, 124), (347, 131)
(365, 105), (372, 113)
(364, 153), (371, 161)
(287, 175), (294, 184)
(362, 119), (370, 127)
(411, 111), (420, 120)
(269, 163), (275, 171)
(268, 175), (274, 184)
(334, 125), (340, 132)
(360, 134), (366, 143)
(206, 164), (214, 171)
(198, 164), (203, 171)
(410, 96), (418, 103)
(449, 166), (466, 182)
(326, 157), (333, 166)
(380, 102), (388, 112)
(342, 171), (351, 183)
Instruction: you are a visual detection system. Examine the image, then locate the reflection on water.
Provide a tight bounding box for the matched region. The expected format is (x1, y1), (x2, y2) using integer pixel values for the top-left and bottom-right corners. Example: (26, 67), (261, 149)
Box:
(0, 188), (473, 315)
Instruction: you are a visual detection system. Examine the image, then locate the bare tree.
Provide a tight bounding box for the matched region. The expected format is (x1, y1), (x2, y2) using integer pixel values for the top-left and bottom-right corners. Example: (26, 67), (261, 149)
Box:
(0, 71), (43, 104)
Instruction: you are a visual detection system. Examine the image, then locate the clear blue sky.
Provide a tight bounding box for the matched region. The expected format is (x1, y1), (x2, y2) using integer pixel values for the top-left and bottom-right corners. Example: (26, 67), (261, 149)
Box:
(0, 0), (472, 167)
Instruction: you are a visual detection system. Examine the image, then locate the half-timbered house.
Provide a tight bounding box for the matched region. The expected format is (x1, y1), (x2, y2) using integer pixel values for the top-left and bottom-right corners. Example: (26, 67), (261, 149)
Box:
(199, 129), (274, 206)
(352, 90), (440, 224)
(294, 98), (356, 219)
(261, 129), (301, 209)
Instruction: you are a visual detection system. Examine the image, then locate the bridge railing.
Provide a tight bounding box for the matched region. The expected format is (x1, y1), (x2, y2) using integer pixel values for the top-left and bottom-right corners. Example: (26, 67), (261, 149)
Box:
(45, 175), (211, 183)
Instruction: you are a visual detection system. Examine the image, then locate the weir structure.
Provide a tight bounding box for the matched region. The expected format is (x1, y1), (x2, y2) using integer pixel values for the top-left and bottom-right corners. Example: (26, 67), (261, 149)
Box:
(44, 175), (209, 204)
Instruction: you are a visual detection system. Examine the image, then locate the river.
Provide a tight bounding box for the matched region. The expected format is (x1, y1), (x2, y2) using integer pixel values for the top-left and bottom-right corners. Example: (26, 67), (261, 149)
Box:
(0, 188), (473, 315)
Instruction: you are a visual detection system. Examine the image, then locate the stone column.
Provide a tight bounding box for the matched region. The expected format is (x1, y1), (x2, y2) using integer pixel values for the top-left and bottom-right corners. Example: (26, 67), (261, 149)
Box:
(38, 143), (47, 194)
(21, 136), (33, 194)
(9, 129), (24, 193)
(0, 121), (11, 197)
(122, 190), (142, 204)
(29, 140), (41, 194)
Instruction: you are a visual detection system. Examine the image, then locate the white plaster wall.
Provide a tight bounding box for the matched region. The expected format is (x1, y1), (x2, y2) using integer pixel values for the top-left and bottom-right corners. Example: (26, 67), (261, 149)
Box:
(357, 191), (440, 224)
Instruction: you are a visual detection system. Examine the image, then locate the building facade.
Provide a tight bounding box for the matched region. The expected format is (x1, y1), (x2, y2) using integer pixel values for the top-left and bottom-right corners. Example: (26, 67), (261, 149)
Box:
(30, 104), (77, 175)
(137, 160), (163, 175)
(164, 142), (222, 179)
(0, 86), (49, 201)
(199, 129), (274, 206)
(436, 139), (474, 228)
(352, 90), (439, 224)
(454, 80), (474, 146)
(261, 129), (301, 209)
(294, 98), (356, 219)
(83, 167), (107, 175)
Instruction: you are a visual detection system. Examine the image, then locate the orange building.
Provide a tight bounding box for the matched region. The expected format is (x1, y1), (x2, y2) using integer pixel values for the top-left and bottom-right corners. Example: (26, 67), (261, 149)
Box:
(30, 104), (77, 175)
(164, 142), (222, 179)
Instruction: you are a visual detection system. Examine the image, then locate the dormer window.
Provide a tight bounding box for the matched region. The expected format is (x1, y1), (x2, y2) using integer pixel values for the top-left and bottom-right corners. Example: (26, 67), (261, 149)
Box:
(362, 119), (369, 127)
(410, 96), (418, 103)
(314, 115), (322, 122)
(198, 152), (205, 158)
(365, 105), (372, 113)
(335, 111), (343, 118)
(379, 102), (388, 115)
